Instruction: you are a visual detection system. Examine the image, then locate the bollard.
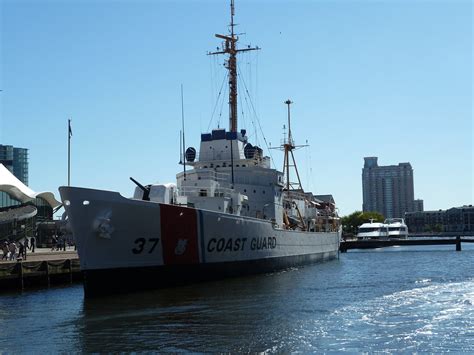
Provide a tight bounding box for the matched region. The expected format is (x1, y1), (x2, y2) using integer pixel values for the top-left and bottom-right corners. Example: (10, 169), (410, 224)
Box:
(456, 236), (461, 251)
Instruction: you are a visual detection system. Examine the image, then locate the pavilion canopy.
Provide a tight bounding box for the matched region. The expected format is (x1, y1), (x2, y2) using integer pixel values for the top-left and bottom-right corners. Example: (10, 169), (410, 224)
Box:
(0, 163), (60, 208)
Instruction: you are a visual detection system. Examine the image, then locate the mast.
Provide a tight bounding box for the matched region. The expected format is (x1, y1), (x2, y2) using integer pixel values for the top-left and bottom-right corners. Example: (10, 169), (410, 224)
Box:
(181, 84), (186, 180)
(281, 100), (308, 229)
(208, 0), (260, 132)
(279, 100), (308, 195)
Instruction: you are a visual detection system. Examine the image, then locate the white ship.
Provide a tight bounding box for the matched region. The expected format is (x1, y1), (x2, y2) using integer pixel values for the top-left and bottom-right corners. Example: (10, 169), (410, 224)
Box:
(385, 218), (409, 239)
(60, 1), (341, 297)
(356, 220), (388, 240)
(356, 218), (409, 240)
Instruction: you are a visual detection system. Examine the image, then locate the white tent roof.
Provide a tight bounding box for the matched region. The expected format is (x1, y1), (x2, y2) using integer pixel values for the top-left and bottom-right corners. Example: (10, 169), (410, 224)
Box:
(0, 163), (60, 208)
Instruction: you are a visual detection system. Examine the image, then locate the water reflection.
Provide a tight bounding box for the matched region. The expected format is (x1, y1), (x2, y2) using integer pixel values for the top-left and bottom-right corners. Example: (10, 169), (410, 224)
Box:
(78, 263), (341, 352)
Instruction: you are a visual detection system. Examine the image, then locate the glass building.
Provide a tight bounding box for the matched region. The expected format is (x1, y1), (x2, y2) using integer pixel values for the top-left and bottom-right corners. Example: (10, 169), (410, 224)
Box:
(362, 157), (417, 219)
(0, 144), (29, 208)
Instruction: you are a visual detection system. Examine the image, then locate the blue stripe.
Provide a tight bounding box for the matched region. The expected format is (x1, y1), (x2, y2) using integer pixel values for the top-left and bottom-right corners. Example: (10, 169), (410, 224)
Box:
(198, 210), (206, 263)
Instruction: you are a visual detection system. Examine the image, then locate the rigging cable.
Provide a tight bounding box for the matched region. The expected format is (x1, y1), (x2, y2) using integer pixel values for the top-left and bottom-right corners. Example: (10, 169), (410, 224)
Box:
(217, 72), (229, 129)
(207, 72), (228, 132)
(238, 66), (276, 169)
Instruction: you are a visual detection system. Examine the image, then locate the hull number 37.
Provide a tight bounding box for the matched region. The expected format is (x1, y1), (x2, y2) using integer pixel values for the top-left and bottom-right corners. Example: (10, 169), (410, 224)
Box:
(132, 238), (160, 254)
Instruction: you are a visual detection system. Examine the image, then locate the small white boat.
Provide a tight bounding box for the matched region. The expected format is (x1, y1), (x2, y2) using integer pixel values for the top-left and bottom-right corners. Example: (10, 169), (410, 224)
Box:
(384, 218), (409, 239)
(356, 220), (388, 240)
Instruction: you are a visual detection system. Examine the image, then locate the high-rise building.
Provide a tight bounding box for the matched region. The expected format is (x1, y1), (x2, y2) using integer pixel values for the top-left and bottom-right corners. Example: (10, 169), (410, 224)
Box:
(0, 144), (29, 207)
(362, 157), (415, 218)
(413, 199), (424, 212)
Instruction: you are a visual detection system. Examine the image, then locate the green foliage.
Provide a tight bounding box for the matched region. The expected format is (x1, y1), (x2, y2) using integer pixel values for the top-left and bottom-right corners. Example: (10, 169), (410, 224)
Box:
(341, 211), (385, 235)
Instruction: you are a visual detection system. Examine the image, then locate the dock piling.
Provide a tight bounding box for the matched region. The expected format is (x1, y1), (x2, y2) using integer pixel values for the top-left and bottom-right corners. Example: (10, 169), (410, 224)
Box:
(17, 261), (24, 291)
(456, 236), (461, 251)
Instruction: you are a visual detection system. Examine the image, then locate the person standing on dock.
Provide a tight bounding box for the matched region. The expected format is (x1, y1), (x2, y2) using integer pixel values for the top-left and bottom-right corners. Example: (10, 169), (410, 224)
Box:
(8, 241), (17, 261)
(30, 236), (36, 253)
(2, 241), (9, 260)
(18, 241), (25, 260)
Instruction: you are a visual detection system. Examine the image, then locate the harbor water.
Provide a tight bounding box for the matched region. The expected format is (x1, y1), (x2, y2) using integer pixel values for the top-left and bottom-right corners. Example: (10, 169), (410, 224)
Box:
(1, 244), (472, 352)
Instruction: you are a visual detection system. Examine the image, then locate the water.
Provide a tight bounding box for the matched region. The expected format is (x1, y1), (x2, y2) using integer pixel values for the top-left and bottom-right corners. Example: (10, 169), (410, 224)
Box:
(1, 244), (473, 352)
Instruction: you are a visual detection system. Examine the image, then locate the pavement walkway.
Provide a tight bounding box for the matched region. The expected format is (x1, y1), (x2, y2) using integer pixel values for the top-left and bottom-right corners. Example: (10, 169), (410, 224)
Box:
(0, 247), (78, 264)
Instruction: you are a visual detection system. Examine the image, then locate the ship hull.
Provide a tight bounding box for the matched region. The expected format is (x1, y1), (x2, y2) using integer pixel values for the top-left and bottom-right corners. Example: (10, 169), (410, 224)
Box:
(60, 187), (340, 297)
(83, 252), (336, 296)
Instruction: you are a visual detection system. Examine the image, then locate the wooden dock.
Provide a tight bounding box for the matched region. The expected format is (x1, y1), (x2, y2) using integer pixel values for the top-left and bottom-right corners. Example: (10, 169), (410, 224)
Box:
(0, 250), (81, 292)
(340, 237), (474, 253)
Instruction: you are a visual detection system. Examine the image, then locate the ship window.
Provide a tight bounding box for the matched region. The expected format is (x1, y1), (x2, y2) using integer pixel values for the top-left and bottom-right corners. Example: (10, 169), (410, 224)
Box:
(216, 165), (220, 168)
(198, 177), (201, 180)
(225, 146), (228, 148)
(244, 189), (247, 192)
(199, 189), (207, 197)
(223, 163), (227, 167)
(262, 190), (265, 194)
(236, 164), (240, 167)
(210, 164), (214, 168)
(242, 164), (246, 167)
(253, 190), (256, 193)
(83, 200), (90, 205)
(204, 166), (208, 168)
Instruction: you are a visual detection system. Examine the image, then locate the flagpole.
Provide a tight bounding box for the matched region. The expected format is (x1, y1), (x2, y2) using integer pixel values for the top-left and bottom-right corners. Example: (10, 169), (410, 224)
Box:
(68, 119), (71, 186)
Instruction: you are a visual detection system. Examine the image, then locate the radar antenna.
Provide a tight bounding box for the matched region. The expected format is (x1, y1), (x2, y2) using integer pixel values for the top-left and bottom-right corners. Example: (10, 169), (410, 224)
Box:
(207, 0), (260, 132)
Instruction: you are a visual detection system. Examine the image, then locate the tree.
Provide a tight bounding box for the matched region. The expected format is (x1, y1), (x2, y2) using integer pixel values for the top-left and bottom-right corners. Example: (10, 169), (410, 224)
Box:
(341, 211), (385, 235)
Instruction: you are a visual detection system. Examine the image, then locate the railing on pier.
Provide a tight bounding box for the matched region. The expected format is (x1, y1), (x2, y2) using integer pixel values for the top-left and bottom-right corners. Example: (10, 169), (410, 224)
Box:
(340, 236), (474, 253)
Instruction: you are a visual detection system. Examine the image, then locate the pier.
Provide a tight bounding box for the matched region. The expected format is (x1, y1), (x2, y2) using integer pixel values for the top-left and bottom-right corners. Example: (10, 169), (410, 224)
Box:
(0, 249), (81, 291)
(340, 236), (474, 253)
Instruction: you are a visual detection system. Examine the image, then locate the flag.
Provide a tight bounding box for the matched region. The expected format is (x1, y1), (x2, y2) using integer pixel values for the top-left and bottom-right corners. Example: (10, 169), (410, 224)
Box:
(68, 120), (73, 138)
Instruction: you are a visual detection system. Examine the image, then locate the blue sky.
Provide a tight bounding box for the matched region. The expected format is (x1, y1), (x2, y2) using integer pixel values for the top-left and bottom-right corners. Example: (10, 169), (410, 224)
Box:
(0, 0), (472, 216)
